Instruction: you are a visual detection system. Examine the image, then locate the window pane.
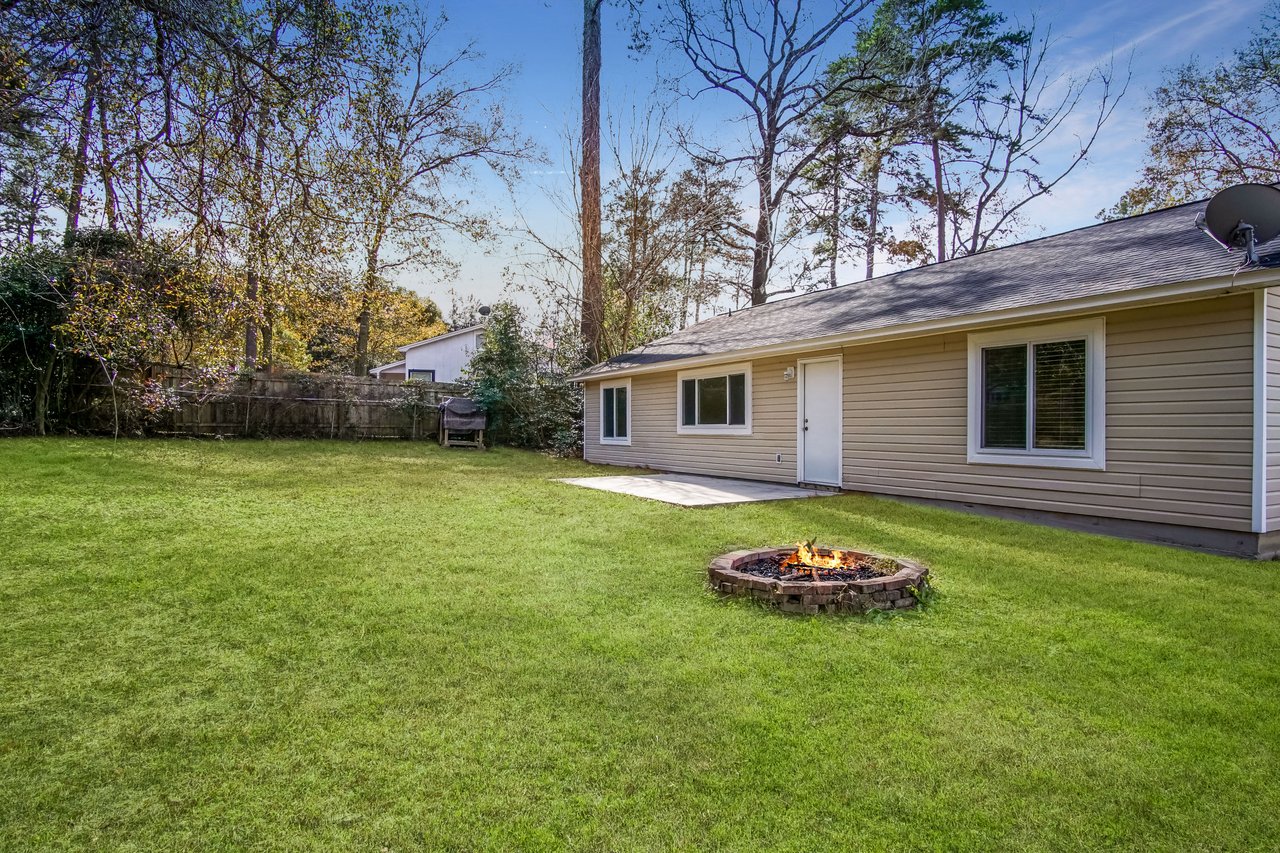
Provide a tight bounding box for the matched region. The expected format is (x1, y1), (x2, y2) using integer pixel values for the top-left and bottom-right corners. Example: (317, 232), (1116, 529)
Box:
(602, 387), (615, 437)
(697, 376), (728, 424)
(614, 387), (628, 438)
(983, 345), (1028, 449)
(1033, 340), (1087, 450)
(728, 374), (746, 425)
(681, 380), (697, 426)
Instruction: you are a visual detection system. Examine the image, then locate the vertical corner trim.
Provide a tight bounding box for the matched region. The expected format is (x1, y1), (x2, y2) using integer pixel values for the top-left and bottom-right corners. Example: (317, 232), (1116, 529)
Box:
(1253, 288), (1268, 533)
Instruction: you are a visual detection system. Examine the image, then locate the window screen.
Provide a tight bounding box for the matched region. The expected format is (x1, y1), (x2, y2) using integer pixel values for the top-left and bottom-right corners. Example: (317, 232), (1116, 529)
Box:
(603, 387), (616, 438)
(981, 338), (1087, 452)
(982, 345), (1028, 449)
(1033, 340), (1086, 449)
(602, 386), (628, 439)
(698, 376), (728, 423)
(681, 373), (747, 426)
(728, 373), (746, 425)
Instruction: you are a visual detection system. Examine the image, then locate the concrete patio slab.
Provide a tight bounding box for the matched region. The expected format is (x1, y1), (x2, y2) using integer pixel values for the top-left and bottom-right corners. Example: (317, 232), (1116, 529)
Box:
(555, 472), (827, 507)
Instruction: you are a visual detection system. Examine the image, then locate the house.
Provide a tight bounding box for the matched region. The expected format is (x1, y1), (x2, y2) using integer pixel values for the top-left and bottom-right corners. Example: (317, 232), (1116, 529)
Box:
(573, 197), (1280, 557)
(369, 325), (485, 383)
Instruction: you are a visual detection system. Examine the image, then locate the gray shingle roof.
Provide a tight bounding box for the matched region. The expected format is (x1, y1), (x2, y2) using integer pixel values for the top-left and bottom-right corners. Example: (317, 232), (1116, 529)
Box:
(575, 197), (1276, 380)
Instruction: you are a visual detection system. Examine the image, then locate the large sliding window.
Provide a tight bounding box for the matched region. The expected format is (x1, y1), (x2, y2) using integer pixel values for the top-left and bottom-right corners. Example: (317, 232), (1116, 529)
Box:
(600, 380), (631, 445)
(967, 318), (1104, 470)
(677, 364), (752, 435)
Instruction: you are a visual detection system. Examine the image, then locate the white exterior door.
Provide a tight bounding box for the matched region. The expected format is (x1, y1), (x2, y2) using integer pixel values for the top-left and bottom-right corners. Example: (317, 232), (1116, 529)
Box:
(799, 358), (842, 486)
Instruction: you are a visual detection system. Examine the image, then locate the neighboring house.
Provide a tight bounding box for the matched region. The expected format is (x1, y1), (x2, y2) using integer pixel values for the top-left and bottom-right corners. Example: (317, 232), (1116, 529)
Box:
(369, 325), (485, 383)
(574, 197), (1280, 557)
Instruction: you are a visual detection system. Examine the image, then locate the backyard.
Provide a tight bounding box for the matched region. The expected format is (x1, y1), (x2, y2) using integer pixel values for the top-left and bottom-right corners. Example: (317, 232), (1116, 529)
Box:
(1, 439), (1277, 851)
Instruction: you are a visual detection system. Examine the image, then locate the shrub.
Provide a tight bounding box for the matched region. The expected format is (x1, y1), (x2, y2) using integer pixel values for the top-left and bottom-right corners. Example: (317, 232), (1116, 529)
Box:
(460, 302), (582, 454)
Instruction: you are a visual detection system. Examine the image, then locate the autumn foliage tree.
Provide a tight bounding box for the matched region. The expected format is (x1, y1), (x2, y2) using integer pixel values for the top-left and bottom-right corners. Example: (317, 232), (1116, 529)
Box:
(1104, 2), (1280, 219)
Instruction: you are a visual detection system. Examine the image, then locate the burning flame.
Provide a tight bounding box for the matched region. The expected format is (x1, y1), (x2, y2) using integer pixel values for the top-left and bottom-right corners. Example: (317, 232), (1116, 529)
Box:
(779, 540), (861, 579)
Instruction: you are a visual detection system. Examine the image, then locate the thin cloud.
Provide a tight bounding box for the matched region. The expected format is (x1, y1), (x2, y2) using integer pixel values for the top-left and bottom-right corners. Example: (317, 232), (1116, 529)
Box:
(1067, 0), (1259, 77)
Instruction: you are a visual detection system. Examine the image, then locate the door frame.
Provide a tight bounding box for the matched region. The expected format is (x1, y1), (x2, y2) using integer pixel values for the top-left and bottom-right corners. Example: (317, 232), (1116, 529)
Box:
(796, 354), (843, 486)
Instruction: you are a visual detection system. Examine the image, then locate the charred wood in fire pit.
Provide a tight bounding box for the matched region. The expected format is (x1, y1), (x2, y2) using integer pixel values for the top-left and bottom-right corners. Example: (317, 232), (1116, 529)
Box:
(739, 556), (885, 583)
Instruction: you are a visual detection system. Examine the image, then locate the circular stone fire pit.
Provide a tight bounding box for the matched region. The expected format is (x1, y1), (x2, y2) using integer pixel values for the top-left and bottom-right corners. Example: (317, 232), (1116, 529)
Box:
(708, 546), (930, 615)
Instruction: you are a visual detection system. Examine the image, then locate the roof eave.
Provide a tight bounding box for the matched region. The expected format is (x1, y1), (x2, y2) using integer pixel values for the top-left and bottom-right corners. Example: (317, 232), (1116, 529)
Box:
(570, 267), (1280, 383)
(369, 359), (406, 375)
(396, 324), (484, 353)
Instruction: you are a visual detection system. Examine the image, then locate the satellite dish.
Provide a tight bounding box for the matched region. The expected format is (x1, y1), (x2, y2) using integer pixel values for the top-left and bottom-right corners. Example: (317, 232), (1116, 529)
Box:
(1196, 183), (1280, 265)
(478, 305), (492, 317)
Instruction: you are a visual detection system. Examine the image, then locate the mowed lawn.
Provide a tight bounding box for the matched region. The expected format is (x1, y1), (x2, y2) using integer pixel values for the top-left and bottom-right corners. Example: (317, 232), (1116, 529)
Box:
(1, 440), (1278, 851)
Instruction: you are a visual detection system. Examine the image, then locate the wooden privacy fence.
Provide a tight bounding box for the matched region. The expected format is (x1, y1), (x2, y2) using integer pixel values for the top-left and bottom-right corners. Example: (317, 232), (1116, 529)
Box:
(148, 368), (459, 439)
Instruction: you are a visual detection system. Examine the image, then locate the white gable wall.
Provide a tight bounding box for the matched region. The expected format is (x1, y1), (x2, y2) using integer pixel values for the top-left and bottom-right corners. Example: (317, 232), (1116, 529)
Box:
(402, 328), (484, 383)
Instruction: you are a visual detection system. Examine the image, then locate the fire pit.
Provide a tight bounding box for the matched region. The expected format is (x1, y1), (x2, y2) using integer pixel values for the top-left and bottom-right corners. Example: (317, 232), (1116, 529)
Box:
(708, 542), (930, 615)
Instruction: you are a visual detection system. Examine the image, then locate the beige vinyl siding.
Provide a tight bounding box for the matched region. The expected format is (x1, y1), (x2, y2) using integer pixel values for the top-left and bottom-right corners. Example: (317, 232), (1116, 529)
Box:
(843, 294), (1254, 531)
(583, 293), (1254, 532)
(584, 353), (824, 483)
(1265, 288), (1280, 529)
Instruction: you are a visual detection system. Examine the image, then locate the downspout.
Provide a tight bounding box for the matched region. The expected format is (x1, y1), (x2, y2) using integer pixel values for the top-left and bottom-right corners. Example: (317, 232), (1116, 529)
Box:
(1252, 288), (1268, 535)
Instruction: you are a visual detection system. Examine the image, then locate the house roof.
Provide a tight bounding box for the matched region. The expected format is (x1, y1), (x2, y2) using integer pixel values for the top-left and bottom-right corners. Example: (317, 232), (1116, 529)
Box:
(397, 324), (484, 353)
(574, 196), (1280, 381)
(369, 359), (406, 375)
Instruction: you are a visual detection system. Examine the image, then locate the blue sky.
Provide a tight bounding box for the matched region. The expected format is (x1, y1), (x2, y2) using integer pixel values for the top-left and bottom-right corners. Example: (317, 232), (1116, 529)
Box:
(403, 0), (1268, 313)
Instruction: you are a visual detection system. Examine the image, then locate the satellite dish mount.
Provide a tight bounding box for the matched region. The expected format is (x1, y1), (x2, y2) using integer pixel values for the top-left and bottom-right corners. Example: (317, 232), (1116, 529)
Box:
(1196, 183), (1280, 267)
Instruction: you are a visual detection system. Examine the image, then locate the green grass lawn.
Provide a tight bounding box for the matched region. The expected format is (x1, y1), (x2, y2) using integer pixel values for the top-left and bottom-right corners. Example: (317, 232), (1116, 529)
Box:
(1, 439), (1278, 851)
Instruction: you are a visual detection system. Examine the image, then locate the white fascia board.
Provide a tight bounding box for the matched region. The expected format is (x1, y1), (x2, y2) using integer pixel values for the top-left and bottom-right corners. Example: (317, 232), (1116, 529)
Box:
(396, 325), (484, 353)
(369, 360), (406, 375)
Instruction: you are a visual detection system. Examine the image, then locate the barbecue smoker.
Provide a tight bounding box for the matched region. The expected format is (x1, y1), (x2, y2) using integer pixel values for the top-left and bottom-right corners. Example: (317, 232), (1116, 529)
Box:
(437, 397), (487, 450)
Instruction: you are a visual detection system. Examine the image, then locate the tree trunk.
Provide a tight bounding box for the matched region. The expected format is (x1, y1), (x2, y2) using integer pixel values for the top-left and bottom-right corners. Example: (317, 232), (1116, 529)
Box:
(865, 155), (881, 280)
(64, 66), (98, 245)
(261, 301), (274, 372)
(353, 239), (383, 376)
(750, 153), (774, 306)
(931, 135), (946, 263)
(579, 0), (604, 364)
(133, 117), (145, 239)
(25, 182), (39, 244)
(34, 347), (55, 435)
(97, 84), (118, 231)
(244, 266), (259, 368)
(243, 86), (273, 369)
(354, 300), (372, 376)
(829, 137), (840, 289)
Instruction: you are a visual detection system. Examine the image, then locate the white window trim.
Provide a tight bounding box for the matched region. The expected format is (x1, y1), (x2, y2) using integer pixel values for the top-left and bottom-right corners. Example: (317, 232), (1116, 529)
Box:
(599, 378), (632, 446)
(676, 362), (753, 436)
(966, 317), (1106, 471)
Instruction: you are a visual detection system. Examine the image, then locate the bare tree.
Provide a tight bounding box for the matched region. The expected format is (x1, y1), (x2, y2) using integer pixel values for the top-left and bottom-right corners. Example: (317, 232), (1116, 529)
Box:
(668, 0), (900, 305)
(336, 10), (524, 376)
(947, 27), (1127, 255)
(511, 111), (746, 353)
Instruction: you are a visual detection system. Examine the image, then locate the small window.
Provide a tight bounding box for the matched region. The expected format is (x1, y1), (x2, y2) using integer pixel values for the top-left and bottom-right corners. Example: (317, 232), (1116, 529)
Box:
(967, 318), (1104, 470)
(407, 369), (436, 381)
(677, 365), (751, 434)
(600, 381), (630, 445)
